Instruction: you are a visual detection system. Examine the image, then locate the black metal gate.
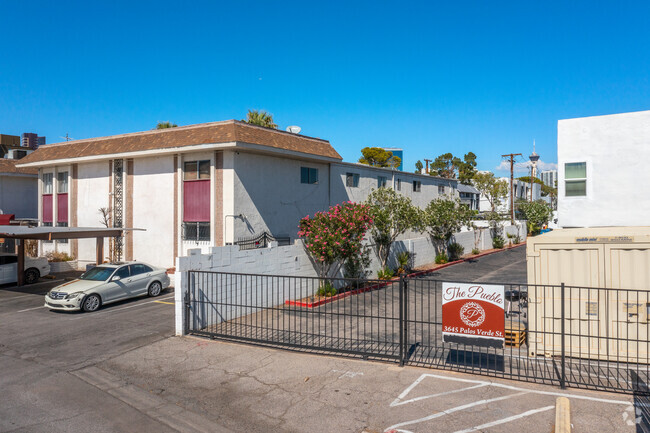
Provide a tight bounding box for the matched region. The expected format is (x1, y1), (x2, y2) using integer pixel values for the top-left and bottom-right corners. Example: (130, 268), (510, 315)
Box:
(186, 271), (650, 396)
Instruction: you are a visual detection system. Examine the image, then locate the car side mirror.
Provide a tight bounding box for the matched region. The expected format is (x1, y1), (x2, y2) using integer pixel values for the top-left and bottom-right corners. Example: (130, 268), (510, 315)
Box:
(112, 276), (121, 282)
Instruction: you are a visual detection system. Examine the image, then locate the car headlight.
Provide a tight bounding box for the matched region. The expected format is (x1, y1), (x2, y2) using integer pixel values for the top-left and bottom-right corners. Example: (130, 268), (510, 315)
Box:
(65, 292), (84, 300)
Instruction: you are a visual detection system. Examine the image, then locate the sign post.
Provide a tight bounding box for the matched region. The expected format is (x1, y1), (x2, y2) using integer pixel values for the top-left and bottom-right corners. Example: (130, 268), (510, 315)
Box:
(442, 282), (505, 349)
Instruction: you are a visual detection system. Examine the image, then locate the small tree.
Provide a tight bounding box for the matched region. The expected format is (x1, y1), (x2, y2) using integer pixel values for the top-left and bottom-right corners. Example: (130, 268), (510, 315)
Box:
(358, 147), (401, 168)
(415, 160), (423, 174)
(298, 202), (372, 279)
(420, 197), (475, 255)
(156, 121), (177, 129)
(518, 201), (552, 235)
(473, 172), (508, 212)
(365, 188), (420, 269)
(98, 207), (117, 263)
(244, 109), (277, 129)
(485, 211), (504, 247)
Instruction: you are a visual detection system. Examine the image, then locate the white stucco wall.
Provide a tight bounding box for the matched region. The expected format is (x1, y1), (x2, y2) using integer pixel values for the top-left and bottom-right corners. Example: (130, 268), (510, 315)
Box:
(558, 110), (650, 228)
(76, 161), (111, 267)
(231, 152), (330, 242)
(132, 156), (175, 268)
(329, 162), (457, 209)
(0, 174), (37, 218)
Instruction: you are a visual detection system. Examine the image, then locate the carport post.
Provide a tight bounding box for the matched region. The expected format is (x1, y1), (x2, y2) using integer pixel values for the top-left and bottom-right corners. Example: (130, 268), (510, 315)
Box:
(16, 239), (25, 286)
(96, 237), (104, 265)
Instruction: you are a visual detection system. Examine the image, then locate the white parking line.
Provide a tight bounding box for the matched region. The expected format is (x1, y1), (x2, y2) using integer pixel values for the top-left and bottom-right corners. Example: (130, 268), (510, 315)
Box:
(452, 405), (555, 433)
(69, 295), (175, 319)
(1, 293), (48, 302)
(384, 391), (528, 432)
(15, 305), (46, 313)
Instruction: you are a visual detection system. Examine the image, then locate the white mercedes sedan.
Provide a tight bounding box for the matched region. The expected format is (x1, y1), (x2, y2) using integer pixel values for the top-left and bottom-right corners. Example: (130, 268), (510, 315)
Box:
(44, 262), (171, 312)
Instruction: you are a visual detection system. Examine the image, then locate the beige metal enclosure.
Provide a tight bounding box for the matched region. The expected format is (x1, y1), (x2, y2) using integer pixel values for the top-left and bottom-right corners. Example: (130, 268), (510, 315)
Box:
(527, 227), (650, 362)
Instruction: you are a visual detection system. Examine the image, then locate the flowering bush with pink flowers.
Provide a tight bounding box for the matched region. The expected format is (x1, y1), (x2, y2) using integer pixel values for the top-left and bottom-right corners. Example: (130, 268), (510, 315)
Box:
(298, 202), (373, 279)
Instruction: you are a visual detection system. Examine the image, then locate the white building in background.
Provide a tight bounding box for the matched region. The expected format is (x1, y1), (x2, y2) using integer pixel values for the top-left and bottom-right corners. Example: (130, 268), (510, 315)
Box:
(478, 177), (541, 214)
(557, 110), (650, 228)
(540, 170), (557, 188)
(0, 159), (38, 219)
(17, 120), (456, 270)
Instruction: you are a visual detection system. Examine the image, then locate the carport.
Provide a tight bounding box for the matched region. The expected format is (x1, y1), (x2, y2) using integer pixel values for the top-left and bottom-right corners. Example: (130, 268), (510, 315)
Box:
(0, 226), (142, 286)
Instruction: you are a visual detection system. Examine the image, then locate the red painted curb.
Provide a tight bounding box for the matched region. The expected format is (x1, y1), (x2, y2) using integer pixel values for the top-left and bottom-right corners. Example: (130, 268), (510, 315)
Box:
(285, 242), (527, 308)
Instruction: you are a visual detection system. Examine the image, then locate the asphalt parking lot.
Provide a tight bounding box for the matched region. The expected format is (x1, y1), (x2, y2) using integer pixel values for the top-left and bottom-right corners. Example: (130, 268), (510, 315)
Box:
(1, 246), (645, 432)
(0, 273), (176, 432)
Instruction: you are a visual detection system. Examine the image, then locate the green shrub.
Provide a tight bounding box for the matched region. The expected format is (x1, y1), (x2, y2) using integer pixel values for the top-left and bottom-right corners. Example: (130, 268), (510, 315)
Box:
(316, 282), (337, 297)
(435, 253), (448, 264)
(471, 248), (480, 255)
(396, 251), (412, 274)
(492, 236), (505, 249)
(447, 243), (464, 261)
(377, 267), (395, 280)
(343, 246), (372, 280)
(46, 251), (75, 262)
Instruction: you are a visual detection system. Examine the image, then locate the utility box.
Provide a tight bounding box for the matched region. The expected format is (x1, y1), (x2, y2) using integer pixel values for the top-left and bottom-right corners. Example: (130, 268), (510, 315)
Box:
(527, 227), (650, 363)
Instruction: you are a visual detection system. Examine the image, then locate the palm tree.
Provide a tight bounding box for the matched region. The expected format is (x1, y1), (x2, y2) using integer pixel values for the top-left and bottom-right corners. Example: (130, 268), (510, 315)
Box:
(243, 110), (277, 129)
(156, 121), (178, 129)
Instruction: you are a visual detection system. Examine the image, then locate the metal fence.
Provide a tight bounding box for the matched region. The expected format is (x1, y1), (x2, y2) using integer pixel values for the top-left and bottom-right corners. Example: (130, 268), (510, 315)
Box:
(235, 232), (291, 250)
(185, 271), (650, 396)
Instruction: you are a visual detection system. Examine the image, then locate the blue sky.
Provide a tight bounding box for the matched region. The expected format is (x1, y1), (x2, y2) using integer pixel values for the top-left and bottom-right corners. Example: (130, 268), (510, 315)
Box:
(1, 1), (649, 176)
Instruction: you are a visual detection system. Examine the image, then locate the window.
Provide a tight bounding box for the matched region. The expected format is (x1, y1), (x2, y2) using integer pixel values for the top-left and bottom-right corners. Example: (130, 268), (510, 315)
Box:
(438, 185), (445, 195)
(183, 222), (211, 242)
(396, 179), (402, 191)
(413, 181), (421, 192)
(0, 256), (17, 265)
(43, 173), (53, 194)
(56, 222), (68, 244)
(183, 160), (210, 180)
(377, 176), (387, 188)
(57, 172), (68, 193)
(346, 172), (360, 187)
(114, 266), (131, 280)
(130, 264), (152, 275)
(301, 167), (319, 184)
(565, 162), (586, 197)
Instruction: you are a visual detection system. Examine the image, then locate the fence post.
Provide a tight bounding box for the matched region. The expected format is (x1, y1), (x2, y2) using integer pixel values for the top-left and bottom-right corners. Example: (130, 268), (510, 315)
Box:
(402, 275), (410, 366)
(184, 273), (192, 334)
(399, 274), (405, 366)
(560, 283), (566, 389)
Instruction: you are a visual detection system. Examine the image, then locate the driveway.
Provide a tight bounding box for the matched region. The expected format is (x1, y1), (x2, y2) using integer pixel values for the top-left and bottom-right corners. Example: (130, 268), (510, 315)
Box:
(0, 274), (177, 432)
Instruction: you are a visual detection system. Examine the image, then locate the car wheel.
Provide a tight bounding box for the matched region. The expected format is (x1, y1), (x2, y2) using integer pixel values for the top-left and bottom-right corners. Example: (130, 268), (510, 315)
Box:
(148, 281), (162, 297)
(82, 294), (101, 312)
(25, 268), (40, 284)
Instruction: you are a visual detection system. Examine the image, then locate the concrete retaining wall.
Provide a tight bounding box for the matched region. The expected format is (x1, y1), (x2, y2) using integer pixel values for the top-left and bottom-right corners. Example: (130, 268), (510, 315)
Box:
(174, 222), (527, 335)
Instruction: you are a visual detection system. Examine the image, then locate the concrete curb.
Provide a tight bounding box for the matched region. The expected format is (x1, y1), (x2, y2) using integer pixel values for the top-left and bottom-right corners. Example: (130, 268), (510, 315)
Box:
(408, 242), (527, 278)
(554, 396), (571, 432)
(285, 243), (527, 308)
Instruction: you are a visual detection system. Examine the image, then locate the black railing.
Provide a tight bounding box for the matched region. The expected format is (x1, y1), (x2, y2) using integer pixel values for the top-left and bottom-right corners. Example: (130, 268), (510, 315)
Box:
(235, 232), (291, 250)
(185, 271), (650, 396)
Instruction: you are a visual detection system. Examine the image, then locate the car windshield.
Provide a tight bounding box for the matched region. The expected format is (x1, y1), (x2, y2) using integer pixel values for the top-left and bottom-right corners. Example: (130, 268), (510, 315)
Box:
(79, 267), (114, 281)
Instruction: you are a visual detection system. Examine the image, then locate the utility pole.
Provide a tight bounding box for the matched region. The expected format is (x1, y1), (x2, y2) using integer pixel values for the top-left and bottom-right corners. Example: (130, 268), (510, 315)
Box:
(424, 159), (432, 174)
(501, 153), (522, 224)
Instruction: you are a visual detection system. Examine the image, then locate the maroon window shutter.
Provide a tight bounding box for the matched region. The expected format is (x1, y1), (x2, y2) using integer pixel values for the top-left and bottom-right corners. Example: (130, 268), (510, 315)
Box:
(57, 193), (68, 223)
(43, 194), (53, 223)
(183, 180), (210, 222)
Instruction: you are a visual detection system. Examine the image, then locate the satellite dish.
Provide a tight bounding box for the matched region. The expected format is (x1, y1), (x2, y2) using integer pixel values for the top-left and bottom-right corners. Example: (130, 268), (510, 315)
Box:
(286, 126), (301, 134)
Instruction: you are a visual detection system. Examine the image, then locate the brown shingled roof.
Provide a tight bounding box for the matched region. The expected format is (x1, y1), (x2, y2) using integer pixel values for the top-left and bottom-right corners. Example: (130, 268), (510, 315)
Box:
(0, 158), (38, 175)
(18, 120), (342, 166)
